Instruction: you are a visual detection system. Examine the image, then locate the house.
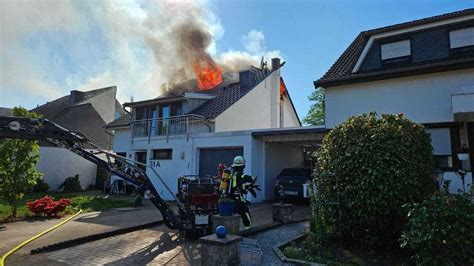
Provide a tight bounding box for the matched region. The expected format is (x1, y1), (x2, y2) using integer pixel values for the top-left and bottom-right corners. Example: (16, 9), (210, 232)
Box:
(314, 9), (474, 193)
(32, 86), (125, 190)
(107, 58), (325, 201)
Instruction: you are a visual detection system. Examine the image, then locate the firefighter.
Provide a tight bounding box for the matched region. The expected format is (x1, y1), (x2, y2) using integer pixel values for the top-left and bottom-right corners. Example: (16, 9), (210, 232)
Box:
(221, 156), (260, 229)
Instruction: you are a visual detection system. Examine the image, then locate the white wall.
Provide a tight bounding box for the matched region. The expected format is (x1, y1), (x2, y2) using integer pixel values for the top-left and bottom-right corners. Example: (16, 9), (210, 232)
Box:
(215, 70), (281, 132)
(281, 94), (300, 127)
(128, 131), (263, 201)
(37, 147), (97, 190)
(112, 128), (131, 152)
(325, 69), (474, 128)
(442, 172), (472, 194)
(264, 143), (304, 200)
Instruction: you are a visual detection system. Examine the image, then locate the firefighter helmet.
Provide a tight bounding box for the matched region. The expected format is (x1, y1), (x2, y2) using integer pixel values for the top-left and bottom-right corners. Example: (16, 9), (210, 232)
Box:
(232, 155), (245, 167)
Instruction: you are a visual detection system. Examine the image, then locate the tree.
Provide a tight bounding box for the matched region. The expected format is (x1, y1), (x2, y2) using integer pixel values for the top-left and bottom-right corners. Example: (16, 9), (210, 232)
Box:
(0, 107), (42, 218)
(303, 87), (325, 126)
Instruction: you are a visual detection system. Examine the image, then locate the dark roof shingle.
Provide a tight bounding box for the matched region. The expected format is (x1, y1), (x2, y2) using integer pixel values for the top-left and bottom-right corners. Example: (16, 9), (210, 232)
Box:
(31, 86), (116, 119)
(0, 107), (13, 116)
(315, 8), (474, 87)
(190, 69), (271, 118)
(106, 113), (131, 129)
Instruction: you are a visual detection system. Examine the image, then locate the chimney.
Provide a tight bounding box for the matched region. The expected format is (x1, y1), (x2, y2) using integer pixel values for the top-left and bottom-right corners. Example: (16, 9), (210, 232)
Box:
(69, 90), (84, 104)
(271, 58), (281, 71)
(239, 69), (257, 87)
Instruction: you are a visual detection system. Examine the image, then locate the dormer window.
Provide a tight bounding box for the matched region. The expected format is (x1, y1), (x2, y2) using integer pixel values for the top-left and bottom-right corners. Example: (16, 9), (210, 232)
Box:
(449, 27), (474, 57)
(380, 39), (411, 68)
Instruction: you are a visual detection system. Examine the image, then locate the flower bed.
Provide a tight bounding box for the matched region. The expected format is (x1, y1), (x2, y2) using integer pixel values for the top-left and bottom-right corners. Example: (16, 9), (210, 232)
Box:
(27, 196), (71, 217)
(275, 233), (410, 265)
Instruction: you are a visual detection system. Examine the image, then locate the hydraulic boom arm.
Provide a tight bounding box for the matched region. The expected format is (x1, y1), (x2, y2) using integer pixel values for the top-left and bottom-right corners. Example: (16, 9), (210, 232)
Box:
(0, 116), (185, 230)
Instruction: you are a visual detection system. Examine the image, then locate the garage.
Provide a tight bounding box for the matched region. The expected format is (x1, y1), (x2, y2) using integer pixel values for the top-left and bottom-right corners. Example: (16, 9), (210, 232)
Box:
(252, 126), (327, 201)
(198, 147), (244, 176)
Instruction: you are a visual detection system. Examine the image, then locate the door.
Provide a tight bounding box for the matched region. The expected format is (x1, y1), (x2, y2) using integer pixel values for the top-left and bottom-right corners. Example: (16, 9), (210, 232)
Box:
(135, 151), (147, 171)
(199, 147), (244, 177)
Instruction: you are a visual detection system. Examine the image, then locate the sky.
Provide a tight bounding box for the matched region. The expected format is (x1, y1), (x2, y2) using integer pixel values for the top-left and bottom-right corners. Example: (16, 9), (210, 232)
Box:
(0, 0), (473, 120)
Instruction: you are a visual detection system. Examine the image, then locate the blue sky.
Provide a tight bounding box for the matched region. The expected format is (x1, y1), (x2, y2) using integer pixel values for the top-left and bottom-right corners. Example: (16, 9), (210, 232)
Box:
(0, 0), (472, 120)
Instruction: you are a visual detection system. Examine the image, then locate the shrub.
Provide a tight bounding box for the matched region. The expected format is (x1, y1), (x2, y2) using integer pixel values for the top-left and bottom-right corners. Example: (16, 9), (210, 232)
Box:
(61, 175), (82, 192)
(316, 113), (435, 247)
(33, 178), (50, 192)
(27, 196), (71, 217)
(400, 193), (474, 265)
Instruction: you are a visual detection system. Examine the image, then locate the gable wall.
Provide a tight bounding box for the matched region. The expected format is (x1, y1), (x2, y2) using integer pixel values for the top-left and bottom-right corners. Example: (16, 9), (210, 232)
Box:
(215, 70), (280, 132)
(281, 93), (300, 127)
(82, 87), (117, 123)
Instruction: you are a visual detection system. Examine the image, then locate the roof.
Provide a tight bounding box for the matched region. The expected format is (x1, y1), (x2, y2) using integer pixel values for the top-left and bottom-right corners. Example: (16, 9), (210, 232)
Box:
(252, 125), (327, 136)
(189, 68), (271, 118)
(0, 107), (13, 116)
(106, 113), (131, 129)
(123, 95), (185, 108)
(315, 8), (474, 87)
(31, 86), (117, 119)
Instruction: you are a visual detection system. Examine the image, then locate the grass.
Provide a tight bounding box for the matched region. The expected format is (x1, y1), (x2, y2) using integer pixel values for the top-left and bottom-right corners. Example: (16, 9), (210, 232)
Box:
(0, 191), (137, 223)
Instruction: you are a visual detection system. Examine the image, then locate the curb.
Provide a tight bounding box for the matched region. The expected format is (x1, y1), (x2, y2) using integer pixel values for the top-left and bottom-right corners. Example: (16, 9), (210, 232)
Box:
(239, 217), (309, 237)
(273, 232), (325, 266)
(30, 220), (163, 254)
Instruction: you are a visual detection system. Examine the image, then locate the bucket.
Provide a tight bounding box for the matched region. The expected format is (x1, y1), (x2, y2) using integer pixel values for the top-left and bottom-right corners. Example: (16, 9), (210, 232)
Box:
(218, 201), (235, 216)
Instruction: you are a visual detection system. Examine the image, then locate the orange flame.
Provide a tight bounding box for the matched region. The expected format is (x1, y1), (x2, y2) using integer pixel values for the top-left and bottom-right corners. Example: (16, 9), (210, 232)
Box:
(193, 57), (223, 90)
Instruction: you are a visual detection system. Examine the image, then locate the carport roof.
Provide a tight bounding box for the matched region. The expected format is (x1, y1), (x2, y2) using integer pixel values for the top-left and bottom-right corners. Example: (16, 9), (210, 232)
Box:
(252, 126), (327, 145)
(252, 126), (327, 136)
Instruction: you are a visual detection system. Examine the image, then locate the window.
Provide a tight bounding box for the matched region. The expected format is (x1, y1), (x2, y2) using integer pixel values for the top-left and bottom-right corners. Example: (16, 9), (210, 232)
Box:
(152, 149), (172, 160)
(449, 27), (474, 58)
(381, 39), (411, 60)
(434, 155), (453, 170)
(427, 128), (454, 171)
(449, 27), (474, 49)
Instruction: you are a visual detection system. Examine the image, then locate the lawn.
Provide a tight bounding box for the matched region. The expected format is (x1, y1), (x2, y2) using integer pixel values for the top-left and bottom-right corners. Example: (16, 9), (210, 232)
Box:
(0, 191), (137, 222)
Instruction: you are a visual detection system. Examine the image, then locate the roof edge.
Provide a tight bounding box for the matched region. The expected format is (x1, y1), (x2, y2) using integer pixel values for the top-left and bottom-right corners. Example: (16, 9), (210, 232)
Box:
(315, 58), (474, 88)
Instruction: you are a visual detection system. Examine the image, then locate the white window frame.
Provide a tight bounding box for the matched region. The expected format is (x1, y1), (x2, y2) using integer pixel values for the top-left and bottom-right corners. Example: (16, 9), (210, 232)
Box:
(381, 39), (411, 60)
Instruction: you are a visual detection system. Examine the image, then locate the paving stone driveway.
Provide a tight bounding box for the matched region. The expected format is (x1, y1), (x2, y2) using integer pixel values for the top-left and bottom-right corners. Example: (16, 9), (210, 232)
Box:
(11, 225), (200, 265)
(5, 202), (310, 265)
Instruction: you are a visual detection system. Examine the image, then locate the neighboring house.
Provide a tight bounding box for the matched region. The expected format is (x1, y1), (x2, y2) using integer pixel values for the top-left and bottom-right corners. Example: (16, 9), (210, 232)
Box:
(0, 107), (13, 117)
(107, 59), (324, 201)
(314, 9), (474, 193)
(32, 86), (125, 190)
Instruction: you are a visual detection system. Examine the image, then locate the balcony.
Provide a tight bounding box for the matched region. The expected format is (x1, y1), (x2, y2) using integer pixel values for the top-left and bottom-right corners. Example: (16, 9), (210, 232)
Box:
(131, 114), (213, 140)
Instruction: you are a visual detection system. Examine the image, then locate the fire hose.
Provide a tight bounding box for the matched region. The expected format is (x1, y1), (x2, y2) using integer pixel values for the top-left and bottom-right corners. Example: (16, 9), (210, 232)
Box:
(0, 209), (83, 266)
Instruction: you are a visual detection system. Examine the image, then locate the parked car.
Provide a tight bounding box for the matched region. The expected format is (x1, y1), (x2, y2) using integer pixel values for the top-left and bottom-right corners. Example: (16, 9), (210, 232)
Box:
(274, 168), (312, 202)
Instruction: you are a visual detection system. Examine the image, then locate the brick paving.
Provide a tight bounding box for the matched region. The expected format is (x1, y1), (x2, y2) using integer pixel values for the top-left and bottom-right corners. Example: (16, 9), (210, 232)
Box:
(5, 202), (310, 265)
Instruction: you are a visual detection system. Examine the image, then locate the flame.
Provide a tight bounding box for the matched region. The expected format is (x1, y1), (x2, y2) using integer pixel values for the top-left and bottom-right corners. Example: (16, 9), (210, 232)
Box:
(193, 57), (223, 90)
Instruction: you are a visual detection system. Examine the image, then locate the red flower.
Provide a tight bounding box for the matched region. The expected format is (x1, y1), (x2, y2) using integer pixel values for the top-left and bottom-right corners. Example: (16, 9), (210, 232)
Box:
(27, 196), (72, 217)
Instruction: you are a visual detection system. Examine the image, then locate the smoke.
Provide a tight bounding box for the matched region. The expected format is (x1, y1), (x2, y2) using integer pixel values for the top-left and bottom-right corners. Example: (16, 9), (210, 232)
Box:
(0, 0), (282, 107)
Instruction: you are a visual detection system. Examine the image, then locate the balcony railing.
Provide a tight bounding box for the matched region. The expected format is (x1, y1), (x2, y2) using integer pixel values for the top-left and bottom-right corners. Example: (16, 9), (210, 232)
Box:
(131, 114), (213, 140)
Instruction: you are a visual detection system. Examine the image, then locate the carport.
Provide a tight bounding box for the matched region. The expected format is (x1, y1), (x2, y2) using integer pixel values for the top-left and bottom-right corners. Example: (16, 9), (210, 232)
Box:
(252, 126), (327, 200)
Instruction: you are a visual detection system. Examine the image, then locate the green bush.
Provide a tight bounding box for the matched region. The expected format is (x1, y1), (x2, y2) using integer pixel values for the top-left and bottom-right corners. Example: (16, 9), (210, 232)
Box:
(33, 178), (50, 192)
(61, 175), (82, 193)
(316, 113), (435, 247)
(400, 193), (474, 265)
